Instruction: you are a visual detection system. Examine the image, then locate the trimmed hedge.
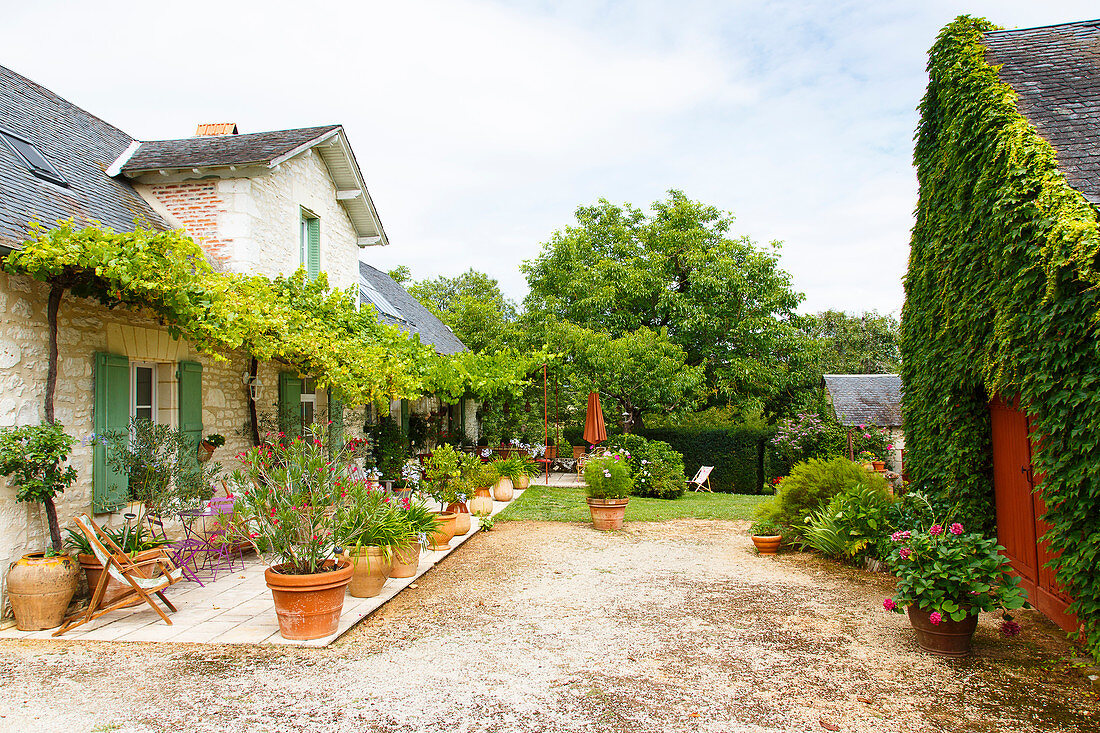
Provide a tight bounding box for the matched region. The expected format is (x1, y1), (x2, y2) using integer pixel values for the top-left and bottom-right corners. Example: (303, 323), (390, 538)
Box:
(638, 426), (778, 494)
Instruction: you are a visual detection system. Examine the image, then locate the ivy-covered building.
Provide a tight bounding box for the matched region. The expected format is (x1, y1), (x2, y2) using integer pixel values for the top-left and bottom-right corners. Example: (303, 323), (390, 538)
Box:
(0, 62), (463, 601)
(902, 17), (1100, 657)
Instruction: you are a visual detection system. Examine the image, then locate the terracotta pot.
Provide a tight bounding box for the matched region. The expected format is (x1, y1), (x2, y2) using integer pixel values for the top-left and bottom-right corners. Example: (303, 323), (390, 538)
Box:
(265, 558), (353, 640)
(389, 542), (421, 578)
(429, 511), (457, 550)
(543, 446), (557, 460)
(861, 462), (874, 470)
(514, 474), (531, 490)
(751, 535), (783, 555)
(7, 553), (80, 631)
(493, 477), (514, 502)
(79, 549), (162, 607)
(872, 460), (886, 471)
(447, 501), (472, 535)
(907, 605), (978, 657)
(344, 546), (392, 598)
(197, 442), (215, 464)
(470, 487), (494, 516)
(587, 497), (628, 530)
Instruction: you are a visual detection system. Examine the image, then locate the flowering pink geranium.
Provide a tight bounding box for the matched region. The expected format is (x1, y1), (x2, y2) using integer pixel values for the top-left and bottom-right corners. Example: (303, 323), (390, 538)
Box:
(929, 524), (943, 536)
(883, 598), (897, 611)
(949, 522), (964, 535)
(891, 530), (912, 542)
(1000, 619), (1021, 637)
(899, 547), (912, 560)
(929, 611), (942, 626)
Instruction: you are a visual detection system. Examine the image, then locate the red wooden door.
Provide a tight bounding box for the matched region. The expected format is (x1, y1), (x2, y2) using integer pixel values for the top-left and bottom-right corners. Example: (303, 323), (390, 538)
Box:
(989, 396), (1077, 633)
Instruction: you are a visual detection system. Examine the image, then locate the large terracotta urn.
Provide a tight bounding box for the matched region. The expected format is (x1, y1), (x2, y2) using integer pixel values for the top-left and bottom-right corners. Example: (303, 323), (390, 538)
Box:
(470, 487), (494, 517)
(389, 542), (421, 578)
(7, 553), (80, 631)
(344, 546), (392, 598)
(493, 477), (514, 502)
(429, 511), (457, 551)
(586, 498), (628, 531)
(446, 501), (472, 535)
(265, 558), (353, 640)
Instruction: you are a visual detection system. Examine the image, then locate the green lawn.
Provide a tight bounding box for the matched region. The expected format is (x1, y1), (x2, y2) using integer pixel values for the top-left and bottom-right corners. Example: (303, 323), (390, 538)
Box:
(497, 485), (768, 523)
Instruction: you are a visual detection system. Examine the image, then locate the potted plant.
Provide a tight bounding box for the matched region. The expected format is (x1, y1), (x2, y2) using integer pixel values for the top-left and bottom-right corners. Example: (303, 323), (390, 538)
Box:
(423, 444), (462, 549)
(856, 450), (877, 470)
(583, 453), (632, 530)
(490, 456), (524, 501)
(469, 463), (497, 516)
(390, 498), (439, 578)
(65, 522), (169, 606)
(749, 519), (784, 556)
(0, 422), (81, 630)
(336, 479), (413, 598)
(224, 433), (356, 640)
(396, 458), (422, 501)
(198, 433), (226, 463)
(883, 514), (1030, 657)
(512, 455), (541, 490)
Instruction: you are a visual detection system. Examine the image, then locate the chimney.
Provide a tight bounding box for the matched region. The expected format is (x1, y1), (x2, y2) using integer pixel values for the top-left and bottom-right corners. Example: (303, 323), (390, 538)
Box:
(195, 123), (239, 136)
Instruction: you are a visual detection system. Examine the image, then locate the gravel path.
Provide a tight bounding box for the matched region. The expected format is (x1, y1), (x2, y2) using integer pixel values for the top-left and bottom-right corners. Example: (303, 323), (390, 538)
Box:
(0, 519), (1096, 733)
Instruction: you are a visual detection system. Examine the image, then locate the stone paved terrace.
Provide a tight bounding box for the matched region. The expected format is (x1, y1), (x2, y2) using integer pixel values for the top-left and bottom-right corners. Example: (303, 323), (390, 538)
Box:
(0, 476), (578, 647)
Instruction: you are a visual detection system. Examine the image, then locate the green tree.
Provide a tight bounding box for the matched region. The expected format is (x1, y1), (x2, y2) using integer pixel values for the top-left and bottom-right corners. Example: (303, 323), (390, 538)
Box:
(522, 190), (806, 413)
(407, 268), (519, 352)
(387, 265), (412, 286)
(804, 310), (900, 374)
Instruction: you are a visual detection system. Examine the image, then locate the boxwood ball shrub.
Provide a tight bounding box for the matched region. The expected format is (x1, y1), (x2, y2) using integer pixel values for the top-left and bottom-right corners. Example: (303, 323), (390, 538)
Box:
(905, 15), (1100, 658)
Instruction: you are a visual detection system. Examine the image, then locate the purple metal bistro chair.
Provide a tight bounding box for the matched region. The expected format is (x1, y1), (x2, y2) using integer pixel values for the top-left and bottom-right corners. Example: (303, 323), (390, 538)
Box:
(145, 511), (207, 586)
(178, 497), (245, 583)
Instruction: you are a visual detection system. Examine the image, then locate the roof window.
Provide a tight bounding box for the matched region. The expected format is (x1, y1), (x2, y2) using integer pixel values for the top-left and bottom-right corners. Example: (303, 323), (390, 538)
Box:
(0, 129), (67, 186)
(359, 277), (405, 322)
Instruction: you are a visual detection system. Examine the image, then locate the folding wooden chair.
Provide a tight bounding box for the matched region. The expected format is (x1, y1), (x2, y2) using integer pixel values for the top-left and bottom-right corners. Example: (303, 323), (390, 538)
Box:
(688, 465), (714, 492)
(53, 513), (184, 637)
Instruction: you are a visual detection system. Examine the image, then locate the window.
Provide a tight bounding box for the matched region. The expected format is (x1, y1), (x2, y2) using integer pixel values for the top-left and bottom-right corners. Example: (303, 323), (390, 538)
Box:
(301, 379), (316, 428)
(0, 129), (67, 186)
(359, 276), (405, 321)
(131, 363), (157, 423)
(300, 210), (320, 279)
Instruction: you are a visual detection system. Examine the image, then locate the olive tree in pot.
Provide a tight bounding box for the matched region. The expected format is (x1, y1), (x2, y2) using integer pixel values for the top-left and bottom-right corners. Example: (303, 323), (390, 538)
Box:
(223, 432), (357, 641)
(0, 423), (81, 630)
(423, 444), (463, 548)
(583, 452), (632, 530)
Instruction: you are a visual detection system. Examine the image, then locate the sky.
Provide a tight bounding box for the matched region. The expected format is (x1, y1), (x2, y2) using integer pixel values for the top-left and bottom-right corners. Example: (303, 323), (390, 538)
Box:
(4, 0), (1098, 316)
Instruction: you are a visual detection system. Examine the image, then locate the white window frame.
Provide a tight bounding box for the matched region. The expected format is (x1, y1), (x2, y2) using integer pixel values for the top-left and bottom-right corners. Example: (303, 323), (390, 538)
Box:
(131, 362), (158, 423)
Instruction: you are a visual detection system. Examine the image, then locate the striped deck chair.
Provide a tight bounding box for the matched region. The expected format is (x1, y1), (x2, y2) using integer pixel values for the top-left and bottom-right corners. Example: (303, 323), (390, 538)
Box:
(53, 513), (184, 637)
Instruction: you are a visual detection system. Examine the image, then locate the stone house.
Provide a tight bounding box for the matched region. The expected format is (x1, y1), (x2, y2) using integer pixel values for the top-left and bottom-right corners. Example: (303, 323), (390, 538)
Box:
(821, 373), (904, 472)
(0, 63), (465, 604)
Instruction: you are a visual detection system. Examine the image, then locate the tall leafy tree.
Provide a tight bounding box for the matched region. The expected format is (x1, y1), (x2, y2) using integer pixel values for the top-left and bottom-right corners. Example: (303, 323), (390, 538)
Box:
(407, 268), (519, 353)
(522, 190), (806, 413)
(804, 310), (900, 374)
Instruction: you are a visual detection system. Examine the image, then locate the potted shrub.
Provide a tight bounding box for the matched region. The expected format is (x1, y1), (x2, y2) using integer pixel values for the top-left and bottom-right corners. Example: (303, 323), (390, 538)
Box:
(224, 433), (356, 641)
(336, 480), (413, 598)
(469, 463), (497, 516)
(490, 456), (525, 501)
(424, 444), (463, 548)
(65, 522), (169, 606)
(198, 433), (225, 463)
(583, 453), (632, 530)
(749, 519), (784, 555)
(0, 422), (81, 630)
(856, 451), (877, 471)
(445, 452), (483, 536)
(390, 498), (439, 578)
(883, 515), (1029, 657)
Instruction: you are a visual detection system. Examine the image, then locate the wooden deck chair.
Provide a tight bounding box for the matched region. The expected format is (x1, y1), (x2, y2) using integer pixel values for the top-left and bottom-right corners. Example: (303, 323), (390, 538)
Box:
(53, 513), (184, 637)
(688, 465), (714, 492)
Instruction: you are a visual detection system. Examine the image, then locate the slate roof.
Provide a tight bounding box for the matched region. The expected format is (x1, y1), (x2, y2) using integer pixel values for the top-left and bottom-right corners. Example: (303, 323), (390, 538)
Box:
(358, 262), (468, 356)
(822, 374), (903, 427)
(0, 64), (167, 248)
(122, 125), (340, 172)
(983, 20), (1100, 204)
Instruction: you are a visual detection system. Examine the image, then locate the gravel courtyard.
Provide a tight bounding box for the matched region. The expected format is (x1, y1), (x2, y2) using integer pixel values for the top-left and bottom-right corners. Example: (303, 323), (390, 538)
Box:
(0, 520), (1096, 733)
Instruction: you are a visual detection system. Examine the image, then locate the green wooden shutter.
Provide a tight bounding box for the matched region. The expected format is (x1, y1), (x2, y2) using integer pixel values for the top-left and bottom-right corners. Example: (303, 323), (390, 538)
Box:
(306, 217), (320, 280)
(400, 399), (410, 436)
(279, 372), (304, 438)
(93, 352), (129, 511)
(177, 361), (203, 474)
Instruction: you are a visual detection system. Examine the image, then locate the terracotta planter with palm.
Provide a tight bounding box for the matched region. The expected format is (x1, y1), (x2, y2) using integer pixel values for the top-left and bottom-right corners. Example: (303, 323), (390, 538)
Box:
(344, 546), (393, 598)
(389, 542), (422, 578)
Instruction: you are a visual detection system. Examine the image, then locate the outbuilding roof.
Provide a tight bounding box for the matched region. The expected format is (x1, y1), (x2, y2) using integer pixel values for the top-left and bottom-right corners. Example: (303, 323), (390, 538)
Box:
(983, 19), (1100, 205)
(358, 262), (468, 356)
(0, 64), (167, 248)
(822, 374), (903, 428)
(121, 125), (340, 172)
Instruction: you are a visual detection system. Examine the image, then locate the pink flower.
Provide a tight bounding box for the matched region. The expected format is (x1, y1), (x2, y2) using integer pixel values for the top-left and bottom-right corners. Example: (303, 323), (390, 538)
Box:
(949, 522), (964, 535)
(886, 444), (893, 450)
(929, 524), (943, 536)
(898, 547), (912, 560)
(858, 424), (866, 430)
(863, 433), (871, 439)
(890, 530), (911, 542)
(1000, 619), (1021, 637)
(929, 611), (942, 626)
(883, 598), (897, 611)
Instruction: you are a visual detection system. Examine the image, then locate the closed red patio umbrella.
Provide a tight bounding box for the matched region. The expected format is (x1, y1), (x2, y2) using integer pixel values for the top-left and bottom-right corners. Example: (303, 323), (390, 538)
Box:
(583, 391), (607, 446)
